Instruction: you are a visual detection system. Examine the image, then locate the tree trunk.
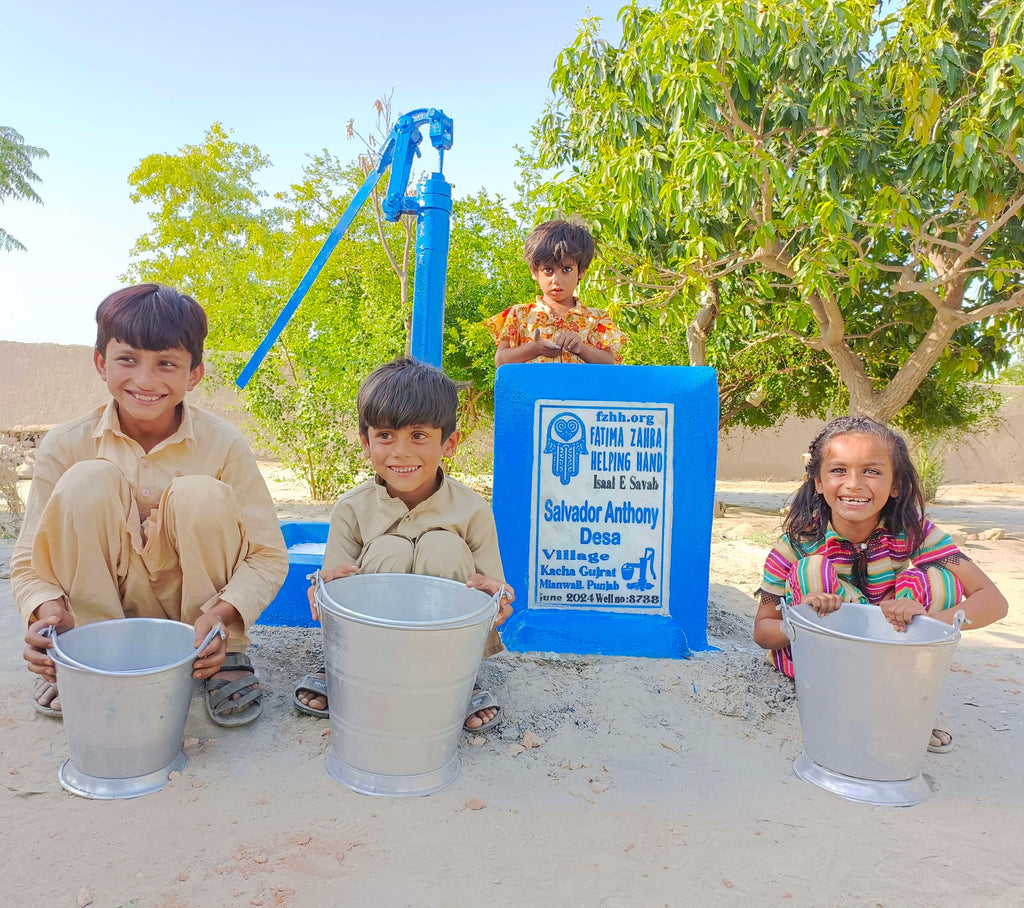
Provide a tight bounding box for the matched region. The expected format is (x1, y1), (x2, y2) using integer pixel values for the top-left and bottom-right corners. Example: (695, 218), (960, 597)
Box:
(687, 281), (720, 366)
(844, 310), (963, 423)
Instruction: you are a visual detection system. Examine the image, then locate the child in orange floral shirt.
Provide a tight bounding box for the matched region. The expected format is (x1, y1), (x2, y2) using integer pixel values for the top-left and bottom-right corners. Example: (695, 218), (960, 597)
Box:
(485, 219), (625, 365)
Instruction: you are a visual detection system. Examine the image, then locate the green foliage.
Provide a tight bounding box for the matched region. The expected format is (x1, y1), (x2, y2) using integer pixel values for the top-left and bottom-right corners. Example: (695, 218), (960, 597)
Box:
(443, 190), (535, 431)
(0, 125), (48, 252)
(992, 340), (1024, 384)
(126, 121), (529, 497)
(909, 433), (948, 504)
(535, 0), (1024, 431)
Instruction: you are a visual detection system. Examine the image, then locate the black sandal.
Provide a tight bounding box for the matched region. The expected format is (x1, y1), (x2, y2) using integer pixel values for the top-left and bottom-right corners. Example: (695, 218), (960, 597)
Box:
(293, 666), (329, 718)
(204, 652), (263, 727)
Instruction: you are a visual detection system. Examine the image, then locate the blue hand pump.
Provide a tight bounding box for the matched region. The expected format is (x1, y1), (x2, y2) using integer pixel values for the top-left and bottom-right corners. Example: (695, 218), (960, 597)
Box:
(235, 108), (454, 388)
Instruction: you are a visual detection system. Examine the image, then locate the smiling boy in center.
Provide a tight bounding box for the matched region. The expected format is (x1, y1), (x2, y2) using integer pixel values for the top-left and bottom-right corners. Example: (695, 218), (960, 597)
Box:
(293, 357), (514, 730)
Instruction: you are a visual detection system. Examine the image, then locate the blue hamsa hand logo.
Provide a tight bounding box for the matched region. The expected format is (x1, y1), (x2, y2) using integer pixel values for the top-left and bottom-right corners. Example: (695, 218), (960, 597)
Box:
(544, 412), (588, 485)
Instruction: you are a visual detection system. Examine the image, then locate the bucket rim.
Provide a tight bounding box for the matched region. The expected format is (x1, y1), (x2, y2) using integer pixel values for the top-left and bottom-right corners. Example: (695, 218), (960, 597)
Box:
(784, 601), (962, 647)
(50, 618), (201, 677)
(316, 573), (501, 630)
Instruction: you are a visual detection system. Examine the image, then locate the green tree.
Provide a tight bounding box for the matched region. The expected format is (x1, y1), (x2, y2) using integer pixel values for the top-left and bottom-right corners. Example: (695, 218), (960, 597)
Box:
(443, 191), (535, 420)
(0, 126), (48, 252)
(536, 0), (1024, 428)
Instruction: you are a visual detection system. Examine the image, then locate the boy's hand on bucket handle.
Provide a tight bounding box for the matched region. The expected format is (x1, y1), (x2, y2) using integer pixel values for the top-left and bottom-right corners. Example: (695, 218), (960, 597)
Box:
(23, 599), (75, 682)
(466, 575), (515, 627)
(307, 564), (360, 621)
(880, 597), (927, 632)
(191, 610), (231, 679)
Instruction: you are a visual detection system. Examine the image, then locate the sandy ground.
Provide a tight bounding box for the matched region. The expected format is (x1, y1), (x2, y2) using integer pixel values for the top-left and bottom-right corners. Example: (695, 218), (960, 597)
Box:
(1, 473), (1023, 907)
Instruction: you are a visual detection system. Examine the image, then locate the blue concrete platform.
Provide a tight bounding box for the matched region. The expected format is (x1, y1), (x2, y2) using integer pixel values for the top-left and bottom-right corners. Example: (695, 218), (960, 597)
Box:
(258, 521), (328, 627)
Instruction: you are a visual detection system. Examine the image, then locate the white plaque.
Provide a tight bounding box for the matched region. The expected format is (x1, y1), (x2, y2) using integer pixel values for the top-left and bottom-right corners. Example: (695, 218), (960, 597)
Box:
(529, 401), (673, 615)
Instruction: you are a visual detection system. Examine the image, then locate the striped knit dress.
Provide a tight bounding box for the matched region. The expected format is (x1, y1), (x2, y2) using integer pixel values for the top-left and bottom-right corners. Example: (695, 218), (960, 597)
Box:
(759, 519), (965, 679)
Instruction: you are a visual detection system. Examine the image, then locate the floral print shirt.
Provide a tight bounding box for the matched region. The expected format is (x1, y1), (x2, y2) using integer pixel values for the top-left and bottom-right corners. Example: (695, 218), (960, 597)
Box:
(484, 298), (625, 364)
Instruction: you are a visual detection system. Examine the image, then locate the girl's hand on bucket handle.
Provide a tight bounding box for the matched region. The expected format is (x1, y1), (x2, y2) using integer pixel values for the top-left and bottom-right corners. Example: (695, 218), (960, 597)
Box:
(880, 598), (927, 632)
(798, 592), (843, 617)
(23, 600), (74, 682)
(307, 564), (359, 621)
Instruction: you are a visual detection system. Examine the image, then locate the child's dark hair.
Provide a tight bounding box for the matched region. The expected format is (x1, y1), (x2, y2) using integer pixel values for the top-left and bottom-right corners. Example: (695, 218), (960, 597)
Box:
(524, 218), (596, 273)
(96, 284), (208, 370)
(786, 416), (926, 551)
(357, 357), (458, 440)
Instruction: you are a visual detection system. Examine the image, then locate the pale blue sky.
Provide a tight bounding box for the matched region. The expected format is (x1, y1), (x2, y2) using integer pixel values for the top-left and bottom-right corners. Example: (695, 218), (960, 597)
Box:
(1, 0), (625, 345)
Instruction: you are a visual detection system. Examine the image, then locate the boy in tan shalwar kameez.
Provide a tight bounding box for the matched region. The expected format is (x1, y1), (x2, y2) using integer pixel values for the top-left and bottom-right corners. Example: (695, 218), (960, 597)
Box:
(14, 284), (287, 727)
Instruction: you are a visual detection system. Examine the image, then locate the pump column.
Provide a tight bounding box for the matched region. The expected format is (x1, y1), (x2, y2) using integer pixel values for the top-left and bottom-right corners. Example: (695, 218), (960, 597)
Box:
(409, 173), (453, 367)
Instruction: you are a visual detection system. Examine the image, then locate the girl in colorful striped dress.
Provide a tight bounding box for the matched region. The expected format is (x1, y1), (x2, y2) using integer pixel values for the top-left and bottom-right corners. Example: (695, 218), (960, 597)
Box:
(753, 416), (1008, 752)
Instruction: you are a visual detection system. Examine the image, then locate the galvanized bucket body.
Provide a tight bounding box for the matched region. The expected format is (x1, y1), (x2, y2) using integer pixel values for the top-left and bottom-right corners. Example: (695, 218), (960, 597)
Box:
(51, 618), (198, 787)
(784, 602), (962, 783)
(316, 573), (499, 796)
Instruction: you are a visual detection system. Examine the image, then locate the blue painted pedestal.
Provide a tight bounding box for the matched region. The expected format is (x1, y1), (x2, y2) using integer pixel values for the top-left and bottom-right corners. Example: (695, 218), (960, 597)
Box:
(492, 364), (718, 658)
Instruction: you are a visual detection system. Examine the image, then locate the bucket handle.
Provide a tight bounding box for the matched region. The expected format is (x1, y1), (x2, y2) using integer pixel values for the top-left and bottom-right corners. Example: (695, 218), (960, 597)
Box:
(42, 625), (93, 671)
(780, 599), (860, 641)
(780, 601), (969, 642)
(194, 622), (227, 654)
(47, 622), (224, 670)
(313, 571), (504, 627)
(780, 598), (796, 642)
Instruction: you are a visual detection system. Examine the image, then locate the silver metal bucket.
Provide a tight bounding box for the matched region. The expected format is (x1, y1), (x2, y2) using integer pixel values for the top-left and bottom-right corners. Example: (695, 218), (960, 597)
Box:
(783, 602), (964, 806)
(316, 573), (500, 797)
(51, 618), (200, 799)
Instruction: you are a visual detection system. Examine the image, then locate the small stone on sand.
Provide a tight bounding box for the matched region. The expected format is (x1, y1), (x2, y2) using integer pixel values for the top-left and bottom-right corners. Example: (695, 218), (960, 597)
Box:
(508, 743), (527, 756)
(521, 730), (545, 749)
(76, 888), (92, 907)
(465, 797), (486, 810)
(184, 737), (199, 747)
(168, 771), (180, 781)
(178, 872), (188, 881)
(591, 781), (609, 794)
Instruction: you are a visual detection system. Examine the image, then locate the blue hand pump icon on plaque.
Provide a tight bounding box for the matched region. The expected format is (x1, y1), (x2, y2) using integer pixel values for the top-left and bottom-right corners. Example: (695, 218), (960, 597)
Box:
(544, 412), (588, 485)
